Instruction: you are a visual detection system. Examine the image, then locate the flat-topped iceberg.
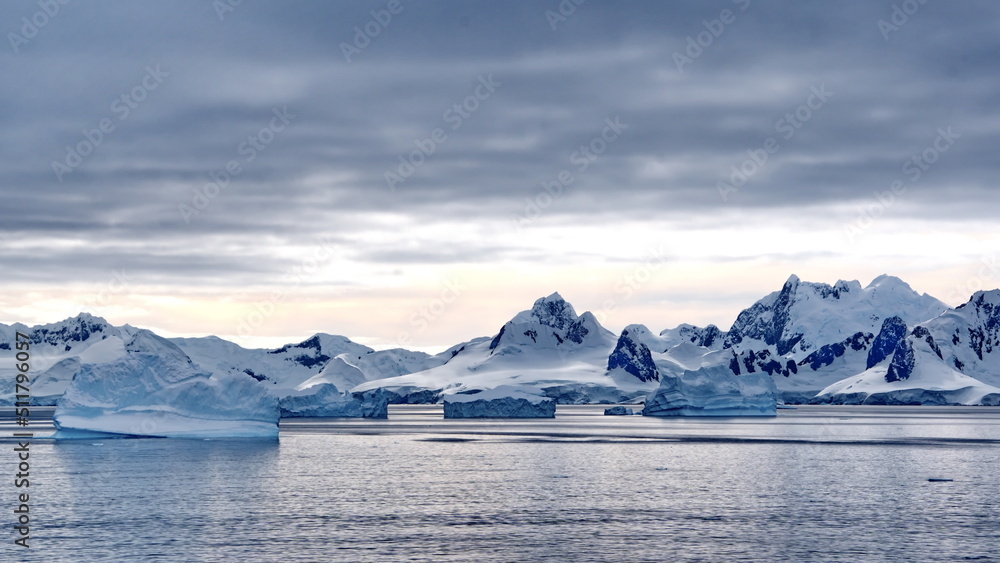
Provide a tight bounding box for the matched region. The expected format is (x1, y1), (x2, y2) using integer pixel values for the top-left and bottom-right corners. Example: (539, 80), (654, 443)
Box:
(643, 354), (778, 417)
(53, 330), (280, 439)
(443, 385), (556, 418)
(280, 384), (390, 418)
(279, 383), (364, 417)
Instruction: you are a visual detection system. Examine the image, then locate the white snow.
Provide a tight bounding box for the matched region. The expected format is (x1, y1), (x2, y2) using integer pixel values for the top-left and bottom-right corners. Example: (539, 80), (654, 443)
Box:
(53, 330), (280, 439)
(354, 294), (649, 403)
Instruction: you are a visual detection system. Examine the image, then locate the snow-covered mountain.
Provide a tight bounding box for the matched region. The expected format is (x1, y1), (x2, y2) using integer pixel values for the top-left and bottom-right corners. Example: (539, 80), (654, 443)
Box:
(353, 292), (652, 403)
(719, 274), (950, 400)
(171, 333), (371, 391)
(725, 274), (947, 355)
(816, 322), (1000, 405)
(814, 290), (1000, 405)
(658, 323), (726, 351)
(5, 275), (999, 409)
(0, 314), (138, 404)
(922, 290), (1000, 388)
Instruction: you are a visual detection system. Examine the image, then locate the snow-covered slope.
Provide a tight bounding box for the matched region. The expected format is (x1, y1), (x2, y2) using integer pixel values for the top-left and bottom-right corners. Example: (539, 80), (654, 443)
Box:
(815, 290), (1000, 404)
(815, 324), (1000, 405)
(354, 293), (650, 404)
(53, 330), (280, 438)
(921, 290), (1000, 388)
(298, 346), (457, 392)
(171, 333), (372, 391)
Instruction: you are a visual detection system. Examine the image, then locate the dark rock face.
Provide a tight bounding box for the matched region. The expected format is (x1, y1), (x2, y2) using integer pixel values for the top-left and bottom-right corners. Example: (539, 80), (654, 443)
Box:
(724, 276), (806, 355)
(885, 338), (915, 383)
(529, 294), (577, 330)
(488, 324), (507, 351)
(884, 326), (941, 383)
(867, 316), (907, 369)
(292, 353), (330, 368)
(31, 315), (108, 347)
(911, 326), (943, 359)
(698, 325), (724, 348)
(607, 328), (659, 382)
(564, 318), (590, 344)
(269, 335), (322, 354)
(800, 332), (870, 371)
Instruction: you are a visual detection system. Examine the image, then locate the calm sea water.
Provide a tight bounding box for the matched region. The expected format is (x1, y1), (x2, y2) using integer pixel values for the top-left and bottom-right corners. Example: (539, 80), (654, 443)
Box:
(2, 405), (999, 562)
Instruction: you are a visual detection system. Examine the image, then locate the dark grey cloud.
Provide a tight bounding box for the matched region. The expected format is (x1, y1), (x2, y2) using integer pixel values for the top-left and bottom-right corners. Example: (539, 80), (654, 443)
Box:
(1, 0), (999, 282)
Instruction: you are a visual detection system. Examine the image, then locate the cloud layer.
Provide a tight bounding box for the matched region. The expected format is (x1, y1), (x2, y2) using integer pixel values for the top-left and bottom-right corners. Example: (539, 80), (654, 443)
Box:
(2, 1), (999, 348)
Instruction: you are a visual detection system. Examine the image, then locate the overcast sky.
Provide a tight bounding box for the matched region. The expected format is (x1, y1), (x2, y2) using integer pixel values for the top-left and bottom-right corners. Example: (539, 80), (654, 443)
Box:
(2, 0), (999, 351)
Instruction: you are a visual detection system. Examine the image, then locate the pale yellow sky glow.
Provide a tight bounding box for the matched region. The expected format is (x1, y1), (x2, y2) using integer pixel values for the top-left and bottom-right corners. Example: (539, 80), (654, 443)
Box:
(4, 212), (996, 353)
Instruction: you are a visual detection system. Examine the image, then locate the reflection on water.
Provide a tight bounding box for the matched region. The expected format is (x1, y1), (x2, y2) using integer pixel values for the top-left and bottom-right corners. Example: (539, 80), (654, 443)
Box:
(2, 406), (999, 562)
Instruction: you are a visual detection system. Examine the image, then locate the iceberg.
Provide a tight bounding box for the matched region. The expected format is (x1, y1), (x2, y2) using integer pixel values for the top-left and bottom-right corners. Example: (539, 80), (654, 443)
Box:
(443, 386), (556, 418)
(643, 354), (778, 417)
(604, 406), (634, 415)
(53, 330), (280, 439)
(279, 384), (390, 418)
(279, 383), (364, 417)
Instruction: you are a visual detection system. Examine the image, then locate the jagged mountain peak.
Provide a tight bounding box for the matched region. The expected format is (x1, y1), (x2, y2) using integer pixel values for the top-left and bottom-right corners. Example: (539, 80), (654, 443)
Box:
(608, 326), (660, 383)
(958, 289), (1000, 310)
(511, 292), (580, 330)
(724, 274), (948, 357)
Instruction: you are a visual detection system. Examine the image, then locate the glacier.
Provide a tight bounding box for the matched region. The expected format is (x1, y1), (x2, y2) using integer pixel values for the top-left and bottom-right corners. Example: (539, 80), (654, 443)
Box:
(643, 353), (778, 417)
(52, 330), (280, 439)
(443, 386), (556, 418)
